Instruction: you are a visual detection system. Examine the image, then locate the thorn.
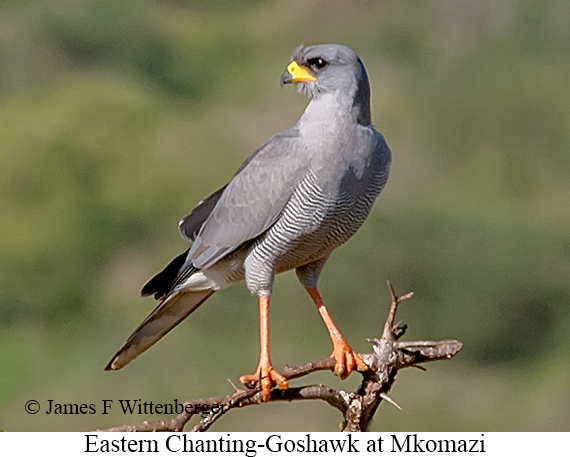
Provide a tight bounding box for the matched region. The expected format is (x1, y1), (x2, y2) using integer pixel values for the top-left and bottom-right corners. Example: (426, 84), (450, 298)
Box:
(380, 392), (402, 410)
(384, 281), (400, 336)
(227, 378), (240, 392)
(387, 280), (397, 303)
(411, 365), (427, 372)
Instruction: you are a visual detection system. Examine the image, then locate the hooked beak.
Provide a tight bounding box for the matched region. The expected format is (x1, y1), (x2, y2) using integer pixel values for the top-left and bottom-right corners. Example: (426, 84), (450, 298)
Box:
(280, 61), (316, 87)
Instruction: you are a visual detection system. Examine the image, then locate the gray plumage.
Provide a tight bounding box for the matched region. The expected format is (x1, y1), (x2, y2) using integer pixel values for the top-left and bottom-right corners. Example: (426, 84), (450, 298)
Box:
(106, 44), (391, 371)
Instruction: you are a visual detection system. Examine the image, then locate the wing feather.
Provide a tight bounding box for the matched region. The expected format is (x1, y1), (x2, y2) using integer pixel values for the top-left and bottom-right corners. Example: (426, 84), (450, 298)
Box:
(179, 185), (227, 242)
(189, 129), (308, 269)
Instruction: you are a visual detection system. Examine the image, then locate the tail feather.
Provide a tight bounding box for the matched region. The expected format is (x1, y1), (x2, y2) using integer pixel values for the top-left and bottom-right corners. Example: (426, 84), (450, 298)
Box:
(141, 249), (191, 300)
(105, 289), (214, 371)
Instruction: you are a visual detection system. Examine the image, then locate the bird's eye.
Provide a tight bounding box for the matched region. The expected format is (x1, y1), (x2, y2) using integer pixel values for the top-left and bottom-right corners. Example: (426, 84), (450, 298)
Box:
(307, 57), (328, 70)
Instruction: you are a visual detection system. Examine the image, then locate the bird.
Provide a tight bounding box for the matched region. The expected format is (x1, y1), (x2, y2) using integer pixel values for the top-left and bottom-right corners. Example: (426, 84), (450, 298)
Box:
(105, 44), (392, 402)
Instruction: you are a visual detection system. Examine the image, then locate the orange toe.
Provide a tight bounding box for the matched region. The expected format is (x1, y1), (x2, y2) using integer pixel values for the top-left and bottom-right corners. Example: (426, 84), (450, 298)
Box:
(331, 337), (369, 379)
(239, 363), (288, 402)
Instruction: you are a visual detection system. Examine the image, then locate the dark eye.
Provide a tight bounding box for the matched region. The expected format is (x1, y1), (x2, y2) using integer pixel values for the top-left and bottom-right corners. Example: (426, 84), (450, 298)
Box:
(307, 57), (328, 70)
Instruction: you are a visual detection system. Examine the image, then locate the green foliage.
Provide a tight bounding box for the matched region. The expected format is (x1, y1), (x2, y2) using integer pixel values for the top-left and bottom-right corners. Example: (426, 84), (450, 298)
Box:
(1, 0), (569, 431)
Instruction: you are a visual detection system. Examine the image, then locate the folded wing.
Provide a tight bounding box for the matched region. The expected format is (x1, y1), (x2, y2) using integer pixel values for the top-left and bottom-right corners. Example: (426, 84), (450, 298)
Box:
(188, 129), (309, 269)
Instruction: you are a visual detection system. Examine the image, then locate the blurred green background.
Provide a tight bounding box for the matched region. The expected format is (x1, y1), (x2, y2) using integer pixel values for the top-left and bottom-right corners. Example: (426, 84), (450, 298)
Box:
(1, 0), (569, 432)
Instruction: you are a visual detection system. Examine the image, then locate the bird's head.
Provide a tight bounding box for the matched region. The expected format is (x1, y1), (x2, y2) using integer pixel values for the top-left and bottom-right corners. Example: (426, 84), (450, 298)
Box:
(280, 44), (370, 102)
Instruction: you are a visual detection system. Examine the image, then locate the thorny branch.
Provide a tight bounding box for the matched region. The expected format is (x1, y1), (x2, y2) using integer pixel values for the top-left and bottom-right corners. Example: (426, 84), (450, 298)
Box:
(97, 282), (462, 432)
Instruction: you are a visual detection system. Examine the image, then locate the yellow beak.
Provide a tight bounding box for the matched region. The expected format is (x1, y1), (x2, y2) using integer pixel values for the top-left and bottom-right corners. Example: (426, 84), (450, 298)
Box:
(280, 61), (316, 85)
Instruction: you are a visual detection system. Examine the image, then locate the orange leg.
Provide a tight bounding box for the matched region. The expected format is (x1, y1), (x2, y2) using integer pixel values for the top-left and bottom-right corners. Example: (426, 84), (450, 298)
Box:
(306, 287), (368, 378)
(239, 296), (288, 402)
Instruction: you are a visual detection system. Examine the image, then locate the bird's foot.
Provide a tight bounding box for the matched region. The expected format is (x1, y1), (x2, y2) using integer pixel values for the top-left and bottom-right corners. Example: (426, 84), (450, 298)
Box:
(239, 362), (288, 402)
(331, 336), (369, 379)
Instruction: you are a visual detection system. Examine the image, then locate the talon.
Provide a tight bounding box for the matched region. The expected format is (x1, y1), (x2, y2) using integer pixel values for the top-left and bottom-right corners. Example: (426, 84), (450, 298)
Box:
(239, 364), (288, 402)
(239, 372), (258, 389)
(355, 353), (369, 372)
(331, 337), (369, 379)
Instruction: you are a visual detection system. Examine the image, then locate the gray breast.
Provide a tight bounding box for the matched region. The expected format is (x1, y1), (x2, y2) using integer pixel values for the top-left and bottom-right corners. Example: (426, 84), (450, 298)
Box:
(243, 156), (389, 296)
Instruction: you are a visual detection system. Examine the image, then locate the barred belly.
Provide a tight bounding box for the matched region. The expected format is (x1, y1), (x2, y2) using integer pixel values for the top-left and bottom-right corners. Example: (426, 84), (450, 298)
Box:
(244, 168), (387, 296)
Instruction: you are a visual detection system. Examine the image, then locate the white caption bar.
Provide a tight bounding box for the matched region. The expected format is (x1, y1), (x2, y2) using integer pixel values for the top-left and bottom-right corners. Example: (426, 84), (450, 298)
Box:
(0, 432), (567, 456)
